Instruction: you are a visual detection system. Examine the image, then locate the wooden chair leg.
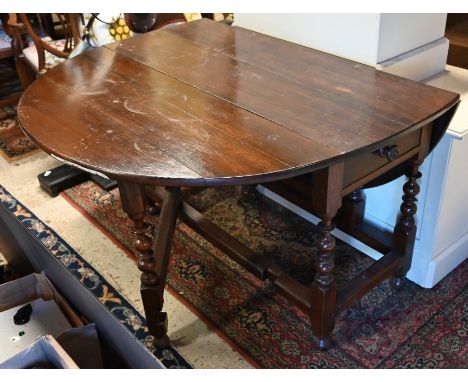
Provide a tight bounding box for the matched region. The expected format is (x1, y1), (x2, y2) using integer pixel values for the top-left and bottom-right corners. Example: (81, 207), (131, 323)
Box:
(310, 215), (338, 350)
(392, 160), (422, 288)
(14, 57), (35, 90)
(118, 181), (181, 348)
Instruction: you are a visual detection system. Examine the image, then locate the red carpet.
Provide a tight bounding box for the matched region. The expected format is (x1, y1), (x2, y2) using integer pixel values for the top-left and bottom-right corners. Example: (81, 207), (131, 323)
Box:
(62, 181), (467, 368)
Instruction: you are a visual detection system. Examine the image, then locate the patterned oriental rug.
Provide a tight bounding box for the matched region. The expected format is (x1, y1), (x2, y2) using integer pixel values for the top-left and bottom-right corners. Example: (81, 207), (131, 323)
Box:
(62, 181), (467, 368)
(0, 25), (37, 162)
(0, 113), (38, 162)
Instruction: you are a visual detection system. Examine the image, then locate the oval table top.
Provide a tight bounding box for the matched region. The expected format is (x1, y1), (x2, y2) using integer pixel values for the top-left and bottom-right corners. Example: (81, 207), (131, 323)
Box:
(17, 19), (459, 187)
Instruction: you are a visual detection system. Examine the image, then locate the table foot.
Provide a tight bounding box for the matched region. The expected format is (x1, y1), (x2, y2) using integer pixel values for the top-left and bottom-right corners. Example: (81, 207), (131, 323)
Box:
(318, 338), (332, 350)
(154, 333), (171, 349)
(391, 276), (406, 290)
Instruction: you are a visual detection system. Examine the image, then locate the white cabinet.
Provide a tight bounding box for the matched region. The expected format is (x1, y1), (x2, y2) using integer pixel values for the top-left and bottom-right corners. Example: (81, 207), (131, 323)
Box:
(365, 66), (468, 287)
(377, 14), (447, 62)
(234, 14), (447, 67)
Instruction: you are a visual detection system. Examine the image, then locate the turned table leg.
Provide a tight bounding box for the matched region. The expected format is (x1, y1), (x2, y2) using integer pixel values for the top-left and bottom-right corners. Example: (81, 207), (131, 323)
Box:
(118, 181), (181, 347)
(311, 215), (338, 350)
(309, 163), (343, 350)
(337, 188), (365, 227)
(392, 160), (422, 288)
(149, 187), (182, 346)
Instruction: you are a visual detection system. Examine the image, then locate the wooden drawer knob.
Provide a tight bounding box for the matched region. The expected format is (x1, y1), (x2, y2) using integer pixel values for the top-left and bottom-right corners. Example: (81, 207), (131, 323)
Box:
(378, 145), (400, 161)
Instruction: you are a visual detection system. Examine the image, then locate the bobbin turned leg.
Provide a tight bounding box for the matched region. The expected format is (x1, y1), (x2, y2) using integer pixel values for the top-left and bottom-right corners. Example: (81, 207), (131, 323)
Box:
(118, 181), (181, 347)
(311, 215), (338, 350)
(309, 163), (343, 350)
(392, 160), (422, 289)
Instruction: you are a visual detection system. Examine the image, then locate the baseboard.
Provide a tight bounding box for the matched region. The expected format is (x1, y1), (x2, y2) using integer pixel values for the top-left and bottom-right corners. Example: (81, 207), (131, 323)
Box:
(361, 212), (394, 235)
(409, 231), (468, 288)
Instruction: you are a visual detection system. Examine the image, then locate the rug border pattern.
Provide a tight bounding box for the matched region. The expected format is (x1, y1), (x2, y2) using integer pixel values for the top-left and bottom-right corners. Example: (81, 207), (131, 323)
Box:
(0, 184), (192, 369)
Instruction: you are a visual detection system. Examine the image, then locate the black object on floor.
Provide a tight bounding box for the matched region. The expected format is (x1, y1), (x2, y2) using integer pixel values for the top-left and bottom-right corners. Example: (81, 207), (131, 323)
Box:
(0, 264), (4, 284)
(13, 303), (32, 325)
(90, 174), (117, 191)
(38, 165), (90, 197)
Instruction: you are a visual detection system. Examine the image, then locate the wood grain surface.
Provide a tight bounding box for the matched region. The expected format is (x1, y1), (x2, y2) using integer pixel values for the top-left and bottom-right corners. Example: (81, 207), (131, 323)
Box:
(17, 19), (459, 186)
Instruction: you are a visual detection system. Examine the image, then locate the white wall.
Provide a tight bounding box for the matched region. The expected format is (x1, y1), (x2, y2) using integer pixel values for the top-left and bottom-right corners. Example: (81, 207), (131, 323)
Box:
(234, 13), (381, 65)
(234, 13), (448, 68)
(377, 14), (448, 62)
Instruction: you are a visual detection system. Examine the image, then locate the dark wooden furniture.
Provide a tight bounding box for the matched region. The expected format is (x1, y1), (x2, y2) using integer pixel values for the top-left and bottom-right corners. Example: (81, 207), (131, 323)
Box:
(0, 14), (23, 108)
(124, 13), (187, 32)
(0, 14), (15, 60)
(8, 13), (81, 89)
(8, 14), (116, 194)
(17, 19), (459, 350)
(446, 13), (468, 70)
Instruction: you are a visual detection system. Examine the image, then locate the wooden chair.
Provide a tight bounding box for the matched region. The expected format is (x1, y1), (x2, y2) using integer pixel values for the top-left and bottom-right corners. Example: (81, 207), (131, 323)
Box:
(0, 14), (15, 60)
(0, 14), (24, 113)
(8, 13), (81, 89)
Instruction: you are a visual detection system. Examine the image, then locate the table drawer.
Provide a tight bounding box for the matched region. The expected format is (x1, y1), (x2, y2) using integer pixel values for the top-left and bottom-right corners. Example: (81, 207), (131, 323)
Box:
(343, 129), (421, 188)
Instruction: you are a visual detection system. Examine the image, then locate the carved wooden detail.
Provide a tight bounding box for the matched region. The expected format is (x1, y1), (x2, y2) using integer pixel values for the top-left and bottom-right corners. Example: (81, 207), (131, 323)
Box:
(118, 182), (181, 348)
(397, 169), (422, 236)
(310, 215), (338, 350)
(392, 161), (423, 288)
(315, 218), (336, 288)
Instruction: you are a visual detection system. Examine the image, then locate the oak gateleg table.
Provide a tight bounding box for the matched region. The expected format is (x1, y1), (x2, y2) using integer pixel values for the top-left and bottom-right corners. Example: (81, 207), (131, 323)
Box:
(17, 19), (459, 350)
